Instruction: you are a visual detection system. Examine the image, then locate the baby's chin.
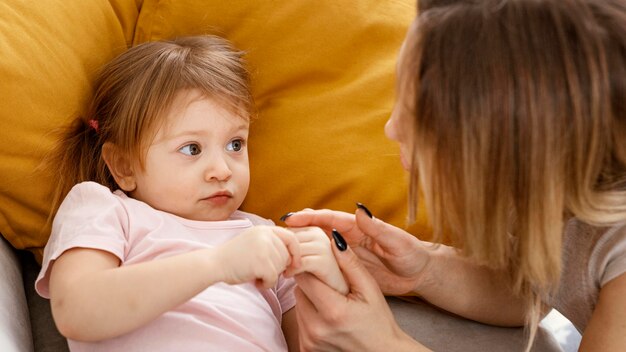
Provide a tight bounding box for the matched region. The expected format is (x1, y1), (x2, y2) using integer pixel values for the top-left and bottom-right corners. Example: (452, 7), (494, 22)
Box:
(161, 198), (245, 222)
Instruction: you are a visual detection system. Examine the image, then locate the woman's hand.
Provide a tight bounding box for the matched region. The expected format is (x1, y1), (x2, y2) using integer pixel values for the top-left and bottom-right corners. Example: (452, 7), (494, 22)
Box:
(284, 207), (430, 296)
(287, 226), (349, 294)
(287, 208), (532, 326)
(294, 239), (428, 351)
(214, 225), (301, 288)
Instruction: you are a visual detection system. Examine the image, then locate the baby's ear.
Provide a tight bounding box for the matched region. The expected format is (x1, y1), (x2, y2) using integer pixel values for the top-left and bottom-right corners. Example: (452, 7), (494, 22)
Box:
(101, 142), (137, 192)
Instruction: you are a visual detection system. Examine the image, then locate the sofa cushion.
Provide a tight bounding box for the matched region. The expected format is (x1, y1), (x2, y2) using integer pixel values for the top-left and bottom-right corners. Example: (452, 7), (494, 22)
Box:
(0, 0), (129, 260)
(134, 0), (431, 235)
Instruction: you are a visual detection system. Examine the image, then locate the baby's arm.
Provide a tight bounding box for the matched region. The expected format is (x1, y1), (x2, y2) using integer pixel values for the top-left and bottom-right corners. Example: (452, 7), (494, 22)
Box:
(49, 225), (300, 342)
(288, 227), (349, 295)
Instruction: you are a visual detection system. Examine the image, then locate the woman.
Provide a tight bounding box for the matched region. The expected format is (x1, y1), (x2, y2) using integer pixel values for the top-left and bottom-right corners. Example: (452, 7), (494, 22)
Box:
(284, 0), (626, 350)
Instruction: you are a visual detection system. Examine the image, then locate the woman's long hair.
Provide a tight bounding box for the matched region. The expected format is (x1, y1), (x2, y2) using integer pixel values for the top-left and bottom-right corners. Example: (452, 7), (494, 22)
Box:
(403, 0), (626, 348)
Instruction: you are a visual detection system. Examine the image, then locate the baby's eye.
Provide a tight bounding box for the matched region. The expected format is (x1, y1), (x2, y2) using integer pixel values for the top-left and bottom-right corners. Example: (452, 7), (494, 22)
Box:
(179, 143), (202, 156)
(226, 139), (245, 152)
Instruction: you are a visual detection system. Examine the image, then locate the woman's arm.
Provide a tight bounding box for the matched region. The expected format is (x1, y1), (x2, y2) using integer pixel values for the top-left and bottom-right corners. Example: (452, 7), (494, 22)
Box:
(413, 243), (527, 326)
(49, 226), (300, 341)
(579, 272), (626, 351)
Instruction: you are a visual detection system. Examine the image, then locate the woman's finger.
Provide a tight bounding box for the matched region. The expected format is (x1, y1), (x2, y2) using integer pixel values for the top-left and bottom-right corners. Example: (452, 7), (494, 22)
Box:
(355, 208), (422, 255)
(330, 237), (381, 298)
(295, 240), (380, 313)
(295, 272), (347, 313)
(284, 209), (358, 235)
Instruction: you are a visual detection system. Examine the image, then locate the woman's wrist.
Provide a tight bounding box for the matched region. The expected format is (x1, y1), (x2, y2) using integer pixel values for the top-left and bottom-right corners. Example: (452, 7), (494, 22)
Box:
(406, 239), (439, 296)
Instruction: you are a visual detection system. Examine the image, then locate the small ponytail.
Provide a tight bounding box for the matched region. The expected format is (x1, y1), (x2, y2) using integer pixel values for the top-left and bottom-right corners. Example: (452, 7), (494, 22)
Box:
(45, 115), (110, 216)
(88, 119), (99, 133)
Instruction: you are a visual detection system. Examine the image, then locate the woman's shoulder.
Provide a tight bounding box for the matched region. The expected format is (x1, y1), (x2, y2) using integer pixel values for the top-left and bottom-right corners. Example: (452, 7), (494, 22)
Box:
(552, 219), (626, 330)
(564, 218), (625, 246)
(563, 217), (626, 288)
(587, 220), (626, 286)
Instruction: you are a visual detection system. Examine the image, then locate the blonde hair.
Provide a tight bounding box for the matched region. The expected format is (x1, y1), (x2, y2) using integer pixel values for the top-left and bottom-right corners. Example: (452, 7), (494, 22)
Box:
(402, 0), (626, 347)
(47, 35), (252, 211)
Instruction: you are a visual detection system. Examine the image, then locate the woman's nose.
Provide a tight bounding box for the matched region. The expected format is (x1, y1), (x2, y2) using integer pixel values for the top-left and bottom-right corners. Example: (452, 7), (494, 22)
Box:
(385, 110), (400, 142)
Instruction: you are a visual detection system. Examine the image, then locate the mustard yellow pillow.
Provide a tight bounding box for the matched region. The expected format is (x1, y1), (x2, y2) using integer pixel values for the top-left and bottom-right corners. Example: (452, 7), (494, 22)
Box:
(134, 0), (431, 236)
(0, 0), (129, 260)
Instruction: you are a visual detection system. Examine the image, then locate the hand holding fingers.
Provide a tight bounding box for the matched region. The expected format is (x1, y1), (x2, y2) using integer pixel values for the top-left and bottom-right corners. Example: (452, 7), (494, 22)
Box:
(269, 226), (302, 270)
(286, 227), (348, 294)
(353, 246), (425, 295)
(294, 242), (405, 351)
(354, 204), (430, 292)
(355, 204), (422, 255)
(295, 237), (382, 309)
(216, 225), (296, 288)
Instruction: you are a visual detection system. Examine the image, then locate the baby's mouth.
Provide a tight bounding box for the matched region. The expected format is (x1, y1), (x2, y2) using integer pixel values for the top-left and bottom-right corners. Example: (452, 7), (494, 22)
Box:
(201, 191), (233, 205)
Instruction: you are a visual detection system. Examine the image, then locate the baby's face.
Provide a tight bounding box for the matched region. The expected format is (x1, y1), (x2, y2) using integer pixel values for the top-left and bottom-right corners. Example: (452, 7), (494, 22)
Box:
(131, 89), (250, 221)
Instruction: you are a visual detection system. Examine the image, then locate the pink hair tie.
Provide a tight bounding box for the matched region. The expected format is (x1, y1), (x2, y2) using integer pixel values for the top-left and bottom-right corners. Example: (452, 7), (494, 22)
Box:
(88, 119), (99, 133)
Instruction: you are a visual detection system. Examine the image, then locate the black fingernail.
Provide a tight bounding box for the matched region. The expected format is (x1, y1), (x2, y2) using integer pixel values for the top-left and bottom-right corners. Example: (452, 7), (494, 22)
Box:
(356, 202), (373, 218)
(332, 229), (347, 251)
(280, 212), (294, 222)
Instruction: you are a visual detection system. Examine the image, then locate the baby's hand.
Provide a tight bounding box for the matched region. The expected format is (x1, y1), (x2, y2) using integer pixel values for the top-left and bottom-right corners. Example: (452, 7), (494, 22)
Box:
(215, 226), (301, 289)
(287, 227), (349, 295)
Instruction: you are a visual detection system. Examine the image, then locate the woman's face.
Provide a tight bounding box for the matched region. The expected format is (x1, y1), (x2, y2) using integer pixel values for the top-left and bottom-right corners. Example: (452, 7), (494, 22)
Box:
(385, 34), (416, 172)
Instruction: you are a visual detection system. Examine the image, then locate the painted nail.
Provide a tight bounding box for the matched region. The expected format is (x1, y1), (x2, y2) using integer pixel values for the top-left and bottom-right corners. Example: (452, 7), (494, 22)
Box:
(356, 202), (373, 218)
(332, 229), (347, 251)
(280, 212), (294, 222)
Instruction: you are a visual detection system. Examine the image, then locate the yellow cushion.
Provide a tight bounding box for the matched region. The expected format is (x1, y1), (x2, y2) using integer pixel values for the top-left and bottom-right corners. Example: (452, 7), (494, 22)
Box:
(0, 0), (129, 261)
(0, 0), (432, 262)
(134, 0), (431, 236)
(109, 0), (143, 47)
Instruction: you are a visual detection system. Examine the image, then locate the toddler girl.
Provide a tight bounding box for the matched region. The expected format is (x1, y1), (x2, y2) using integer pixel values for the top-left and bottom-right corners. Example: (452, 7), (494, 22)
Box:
(35, 35), (347, 351)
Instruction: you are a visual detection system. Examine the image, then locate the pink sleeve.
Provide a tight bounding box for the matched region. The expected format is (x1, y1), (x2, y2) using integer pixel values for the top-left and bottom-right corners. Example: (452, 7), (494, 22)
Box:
(35, 182), (129, 298)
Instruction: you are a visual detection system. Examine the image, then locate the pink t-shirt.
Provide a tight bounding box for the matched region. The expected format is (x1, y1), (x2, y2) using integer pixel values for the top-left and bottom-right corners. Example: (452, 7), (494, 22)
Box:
(36, 181), (296, 352)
